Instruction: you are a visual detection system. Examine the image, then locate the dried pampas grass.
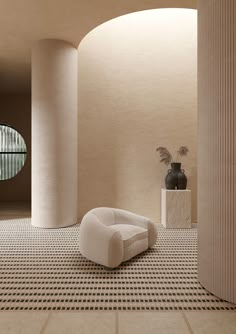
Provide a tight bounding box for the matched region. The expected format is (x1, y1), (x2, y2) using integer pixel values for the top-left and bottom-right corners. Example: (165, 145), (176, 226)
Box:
(156, 146), (189, 165)
(156, 147), (172, 165)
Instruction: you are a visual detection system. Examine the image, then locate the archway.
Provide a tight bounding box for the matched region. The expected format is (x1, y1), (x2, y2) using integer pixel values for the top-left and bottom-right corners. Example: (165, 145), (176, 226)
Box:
(77, 8), (197, 222)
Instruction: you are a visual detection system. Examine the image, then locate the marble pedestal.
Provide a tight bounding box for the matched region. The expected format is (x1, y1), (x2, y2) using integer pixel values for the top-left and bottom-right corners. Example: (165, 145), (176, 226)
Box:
(161, 189), (191, 228)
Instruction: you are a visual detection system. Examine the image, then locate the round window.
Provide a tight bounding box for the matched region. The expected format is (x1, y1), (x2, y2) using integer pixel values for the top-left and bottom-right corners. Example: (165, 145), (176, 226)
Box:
(0, 125), (27, 180)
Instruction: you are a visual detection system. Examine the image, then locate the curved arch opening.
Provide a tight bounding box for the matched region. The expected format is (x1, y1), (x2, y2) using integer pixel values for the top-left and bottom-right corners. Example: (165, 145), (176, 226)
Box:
(77, 1), (197, 47)
(77, 8), (197, 222)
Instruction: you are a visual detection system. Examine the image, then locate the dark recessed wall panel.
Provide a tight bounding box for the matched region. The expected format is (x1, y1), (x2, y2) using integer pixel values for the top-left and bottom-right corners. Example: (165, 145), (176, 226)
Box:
(0, 94), (31, 202)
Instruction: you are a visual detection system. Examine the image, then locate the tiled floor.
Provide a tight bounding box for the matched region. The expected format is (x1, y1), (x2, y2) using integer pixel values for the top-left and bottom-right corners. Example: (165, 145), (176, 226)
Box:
(0, 311), (236, 334)
(2, 217), (234, 311)
(0, 203), (236, 333)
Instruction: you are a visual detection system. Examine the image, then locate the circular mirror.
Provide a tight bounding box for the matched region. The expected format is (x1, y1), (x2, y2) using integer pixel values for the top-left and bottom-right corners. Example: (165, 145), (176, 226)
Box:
(0, 124), (27, 180)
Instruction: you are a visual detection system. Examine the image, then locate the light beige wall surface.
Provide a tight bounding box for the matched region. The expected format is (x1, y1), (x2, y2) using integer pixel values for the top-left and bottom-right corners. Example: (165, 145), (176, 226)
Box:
(78, 9), (197, 222)
(0, 94), (31, 202)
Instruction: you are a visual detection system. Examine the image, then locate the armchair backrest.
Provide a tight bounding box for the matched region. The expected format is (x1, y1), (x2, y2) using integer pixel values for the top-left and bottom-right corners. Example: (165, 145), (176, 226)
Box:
(90, 207), (115, 226)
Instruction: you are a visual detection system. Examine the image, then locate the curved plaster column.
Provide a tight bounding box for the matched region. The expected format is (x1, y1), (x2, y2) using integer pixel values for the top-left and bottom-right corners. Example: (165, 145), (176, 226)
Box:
(198, 0), (236, 303)
(32, 39), (78, 228)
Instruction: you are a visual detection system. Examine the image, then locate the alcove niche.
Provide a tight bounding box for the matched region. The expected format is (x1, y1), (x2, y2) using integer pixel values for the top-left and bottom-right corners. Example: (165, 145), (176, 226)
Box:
(77, 8), (197, 222)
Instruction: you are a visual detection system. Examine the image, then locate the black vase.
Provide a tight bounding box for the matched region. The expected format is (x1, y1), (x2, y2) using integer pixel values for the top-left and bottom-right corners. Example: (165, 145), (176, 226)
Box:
(165, 162), (187, 190)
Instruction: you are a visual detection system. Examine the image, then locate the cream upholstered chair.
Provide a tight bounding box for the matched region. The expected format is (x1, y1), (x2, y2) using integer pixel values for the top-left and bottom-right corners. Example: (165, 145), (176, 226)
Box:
(79, 207), (157, 268)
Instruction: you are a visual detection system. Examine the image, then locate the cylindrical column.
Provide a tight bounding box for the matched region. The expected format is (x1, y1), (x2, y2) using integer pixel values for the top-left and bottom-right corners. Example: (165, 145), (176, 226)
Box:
(198, 1), (236, 303)
(32, 39), (78, 228)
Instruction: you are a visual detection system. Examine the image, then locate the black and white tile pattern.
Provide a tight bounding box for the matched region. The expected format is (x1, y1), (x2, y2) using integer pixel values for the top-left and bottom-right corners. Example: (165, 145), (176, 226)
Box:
(0, 219), (235, 311)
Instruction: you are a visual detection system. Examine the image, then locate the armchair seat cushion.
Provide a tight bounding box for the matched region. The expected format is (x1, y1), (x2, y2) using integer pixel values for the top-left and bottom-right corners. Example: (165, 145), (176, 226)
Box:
(110, 224), (148, 262)
(110, 224), (148, 244)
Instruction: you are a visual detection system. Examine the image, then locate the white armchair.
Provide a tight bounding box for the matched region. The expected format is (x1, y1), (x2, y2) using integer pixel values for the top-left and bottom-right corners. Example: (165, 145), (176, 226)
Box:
(79, 207), (157, 268)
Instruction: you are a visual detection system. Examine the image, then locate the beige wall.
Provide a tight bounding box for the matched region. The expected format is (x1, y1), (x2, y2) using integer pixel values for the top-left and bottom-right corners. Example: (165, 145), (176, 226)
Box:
(78, 9), (197, 222)
(0, 94), (31, 202)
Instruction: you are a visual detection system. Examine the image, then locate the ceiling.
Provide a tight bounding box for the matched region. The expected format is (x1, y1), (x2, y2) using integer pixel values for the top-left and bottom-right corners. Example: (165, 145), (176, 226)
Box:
(0, 0), (197, 93)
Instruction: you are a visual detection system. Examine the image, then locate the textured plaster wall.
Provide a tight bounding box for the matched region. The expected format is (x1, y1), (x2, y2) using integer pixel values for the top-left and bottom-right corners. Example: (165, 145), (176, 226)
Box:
(78, 9), (197, 222)
(0, 94), (31, 202)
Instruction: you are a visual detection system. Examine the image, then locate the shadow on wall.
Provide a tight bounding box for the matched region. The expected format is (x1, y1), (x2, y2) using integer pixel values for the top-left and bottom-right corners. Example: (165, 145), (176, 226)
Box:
(77, 8), (197, 222)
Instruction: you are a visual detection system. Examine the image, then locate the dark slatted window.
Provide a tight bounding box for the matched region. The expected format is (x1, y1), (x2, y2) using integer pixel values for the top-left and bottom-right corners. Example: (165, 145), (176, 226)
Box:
(0, 125), (27, 180)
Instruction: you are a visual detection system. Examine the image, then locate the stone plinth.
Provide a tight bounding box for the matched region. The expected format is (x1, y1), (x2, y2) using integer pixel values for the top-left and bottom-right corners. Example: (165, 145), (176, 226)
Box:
(161, 189), (191, 228)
